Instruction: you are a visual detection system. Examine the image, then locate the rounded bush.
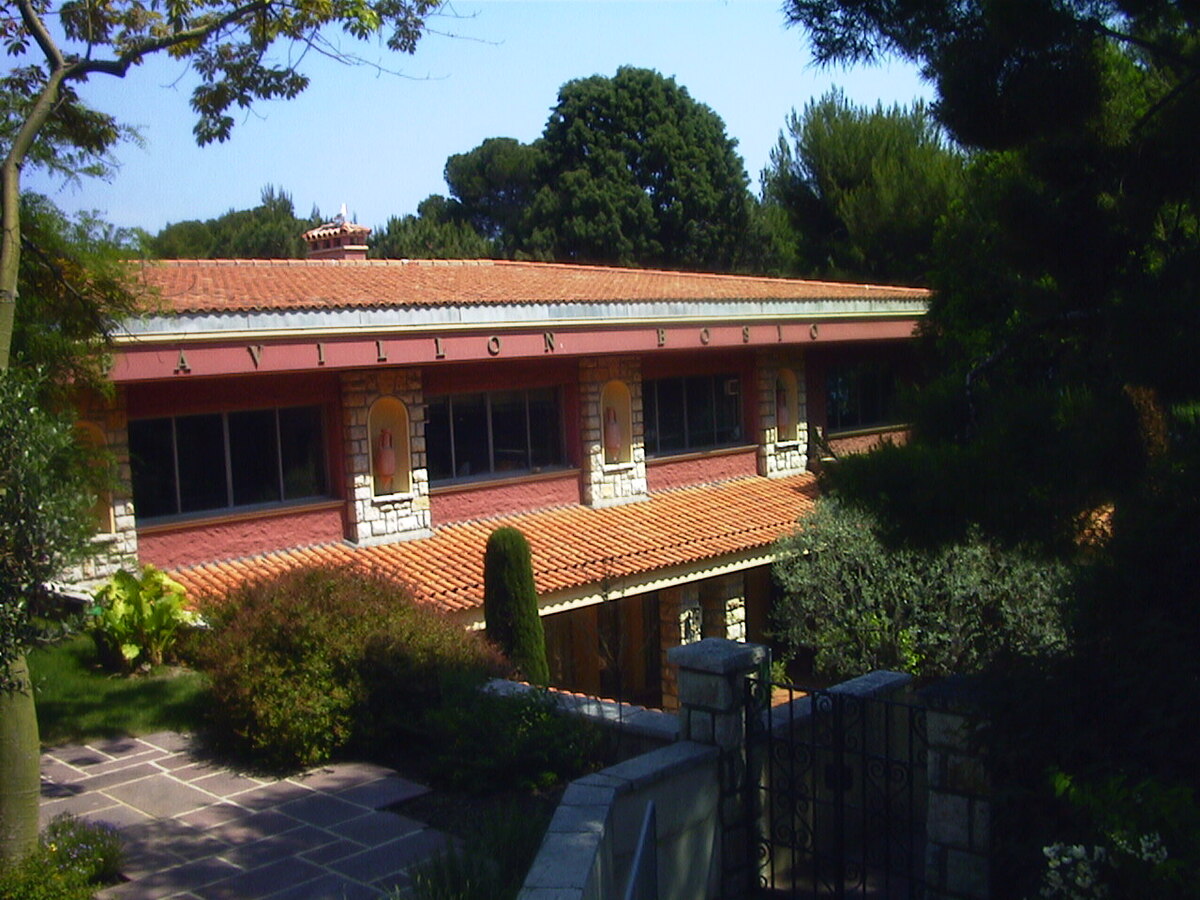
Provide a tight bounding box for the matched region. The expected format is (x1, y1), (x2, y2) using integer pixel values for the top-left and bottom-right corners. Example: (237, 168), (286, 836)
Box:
(195, 565), (508, 771)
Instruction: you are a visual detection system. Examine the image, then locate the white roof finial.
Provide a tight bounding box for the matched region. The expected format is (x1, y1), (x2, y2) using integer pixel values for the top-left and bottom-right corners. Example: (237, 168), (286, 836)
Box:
(338, 203), (349, 223)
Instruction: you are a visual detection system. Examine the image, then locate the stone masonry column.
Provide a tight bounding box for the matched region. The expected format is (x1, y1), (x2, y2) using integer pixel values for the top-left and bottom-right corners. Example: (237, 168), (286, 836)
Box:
(579, 356), (648, 507)
(755, 350), (808, 478)
(341, 369), (431, 546)
(668, 638), (769, 900)
(924, 679), (991, 900)
(659, 584), (701, 711)
(67, 387), (139, 587)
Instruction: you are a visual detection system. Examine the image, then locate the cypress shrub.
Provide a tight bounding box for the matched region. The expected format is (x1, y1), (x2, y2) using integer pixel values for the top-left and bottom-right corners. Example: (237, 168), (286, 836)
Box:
(483, 527), (549, 686)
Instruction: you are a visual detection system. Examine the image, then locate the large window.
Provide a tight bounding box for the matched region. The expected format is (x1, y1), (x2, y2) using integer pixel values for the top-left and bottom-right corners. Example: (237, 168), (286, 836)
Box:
(129, 405), (328, 520)
(827, 361), (898, 432)
(643, 374), (742, 455)
(426, 387), (564, 483)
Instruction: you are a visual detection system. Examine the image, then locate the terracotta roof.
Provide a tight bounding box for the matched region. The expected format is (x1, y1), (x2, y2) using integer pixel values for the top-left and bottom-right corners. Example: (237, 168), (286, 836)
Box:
(169, 473), (819, 615)
(138, 259), (928, 315)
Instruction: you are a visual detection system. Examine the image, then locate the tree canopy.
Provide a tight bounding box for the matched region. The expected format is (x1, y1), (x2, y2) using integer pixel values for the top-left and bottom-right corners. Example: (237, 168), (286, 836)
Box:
(782, 0), (1200, 891)
(149, 186), (321, 259)
(446, 67), (756, 270)
(1, 0), (443, 367)
(761, 90), (965, 285)
(370, 194), (495, 260)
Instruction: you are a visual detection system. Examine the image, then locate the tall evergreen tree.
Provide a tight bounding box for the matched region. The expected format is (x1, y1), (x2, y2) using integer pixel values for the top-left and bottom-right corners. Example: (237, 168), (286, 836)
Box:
(761, 90), (965, 285)
(149, 186), (321, 259)
(524, 67), (754, 269)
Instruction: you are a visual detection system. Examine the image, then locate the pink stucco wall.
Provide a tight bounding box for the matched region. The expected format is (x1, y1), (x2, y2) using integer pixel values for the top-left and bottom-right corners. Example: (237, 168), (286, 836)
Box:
(137, 503), (346, 570)
(646, 447), (758, 492)
(430, 471), (583, 525)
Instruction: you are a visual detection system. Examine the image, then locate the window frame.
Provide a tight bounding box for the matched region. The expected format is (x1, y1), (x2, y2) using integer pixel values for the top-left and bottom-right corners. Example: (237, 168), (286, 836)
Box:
(425, 386), (567, 486)
(642, 373), (744, 457)
(128, 404), (330, 523)
(825, 360), (900, 433)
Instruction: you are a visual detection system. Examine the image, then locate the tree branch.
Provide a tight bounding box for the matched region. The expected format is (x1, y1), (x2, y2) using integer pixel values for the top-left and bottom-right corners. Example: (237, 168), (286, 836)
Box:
(62, 0), (271, 82)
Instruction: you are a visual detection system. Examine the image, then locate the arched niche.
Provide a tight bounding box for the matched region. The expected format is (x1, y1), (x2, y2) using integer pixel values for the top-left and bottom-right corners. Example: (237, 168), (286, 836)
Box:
(600, 380), (633, 466)
(76, 422), (114, 533)
(775, 370), (799, 443)
(368, 397), (411, 496)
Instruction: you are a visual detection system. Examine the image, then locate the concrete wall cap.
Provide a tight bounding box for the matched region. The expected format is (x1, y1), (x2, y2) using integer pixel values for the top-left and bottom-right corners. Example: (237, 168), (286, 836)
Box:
(667, 637), (768, 674)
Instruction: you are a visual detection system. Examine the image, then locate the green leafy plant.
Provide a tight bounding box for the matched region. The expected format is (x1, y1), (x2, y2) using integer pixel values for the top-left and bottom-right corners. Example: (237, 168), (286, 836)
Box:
(772, 498), (1071, 680)
(195, 565), (507, 772)
(407, 801), (549, 900)
(426, 688), (600, 794)
(89, 566), (198, 673)
(483, 527), (549, 686)
(0, 814), (123, 900)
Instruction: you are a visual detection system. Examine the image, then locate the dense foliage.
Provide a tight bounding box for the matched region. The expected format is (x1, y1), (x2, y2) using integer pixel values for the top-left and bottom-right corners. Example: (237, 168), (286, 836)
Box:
(772, 499), (1070, 680)
(761, 90), (965, 285)
(482, 527), (549, 686)
(0, 370), (96, 689)
(148, 186), (320, 259)
(370, 194), (495, 260)
(195, 565), (508, 772)
(782, 0), (1200, 892)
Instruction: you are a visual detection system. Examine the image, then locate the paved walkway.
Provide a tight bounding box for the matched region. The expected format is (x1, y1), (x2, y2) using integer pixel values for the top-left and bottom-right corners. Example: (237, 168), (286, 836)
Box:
(39, 732), (454, 899)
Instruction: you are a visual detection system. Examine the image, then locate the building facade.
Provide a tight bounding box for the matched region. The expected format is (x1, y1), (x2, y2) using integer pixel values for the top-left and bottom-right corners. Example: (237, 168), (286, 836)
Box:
(85, 240), (924, 708)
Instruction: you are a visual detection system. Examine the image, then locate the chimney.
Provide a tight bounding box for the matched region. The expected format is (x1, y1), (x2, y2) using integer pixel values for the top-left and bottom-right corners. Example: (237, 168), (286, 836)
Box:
(303, 204), (371, 260)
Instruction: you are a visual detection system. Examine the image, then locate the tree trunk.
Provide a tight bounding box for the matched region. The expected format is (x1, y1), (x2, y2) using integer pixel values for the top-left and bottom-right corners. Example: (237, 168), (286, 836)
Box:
(0, 653), (42, 865)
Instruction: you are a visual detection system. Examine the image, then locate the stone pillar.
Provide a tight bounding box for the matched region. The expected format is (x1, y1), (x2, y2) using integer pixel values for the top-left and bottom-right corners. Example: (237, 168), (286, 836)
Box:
(66, 387), (139, 587)
(755, 350), (809, 478)
(700, 573), (747, 643)
(658, 583), (701, 711)
(579, 356), (648, 507)
(924, 680), (991, 900)
(341, 369), (431, 545)
(668, 638), (769, 900)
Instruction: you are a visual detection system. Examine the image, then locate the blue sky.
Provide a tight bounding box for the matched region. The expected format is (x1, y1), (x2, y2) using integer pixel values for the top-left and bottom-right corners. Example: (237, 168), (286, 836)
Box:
(26, 0), (930, 235)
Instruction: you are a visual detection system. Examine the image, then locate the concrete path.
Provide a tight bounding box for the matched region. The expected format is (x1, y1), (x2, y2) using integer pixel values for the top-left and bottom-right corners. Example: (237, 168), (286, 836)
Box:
(39, 732), (454, 899)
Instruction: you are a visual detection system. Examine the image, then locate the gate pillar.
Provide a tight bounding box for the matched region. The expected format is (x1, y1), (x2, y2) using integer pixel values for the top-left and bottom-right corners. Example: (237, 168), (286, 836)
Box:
(668, 638), (768, 899)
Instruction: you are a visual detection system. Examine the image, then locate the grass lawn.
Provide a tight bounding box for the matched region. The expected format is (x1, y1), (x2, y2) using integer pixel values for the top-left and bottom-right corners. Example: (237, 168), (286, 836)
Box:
(26, 634), (208, 747)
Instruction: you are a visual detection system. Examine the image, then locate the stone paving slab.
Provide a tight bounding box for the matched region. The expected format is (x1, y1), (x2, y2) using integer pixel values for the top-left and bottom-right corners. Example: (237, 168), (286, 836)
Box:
(41, 732), (454, 900)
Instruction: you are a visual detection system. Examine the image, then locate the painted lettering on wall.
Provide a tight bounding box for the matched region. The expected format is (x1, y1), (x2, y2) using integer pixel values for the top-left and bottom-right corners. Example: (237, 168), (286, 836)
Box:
(376, 339), (388, 362)
(487, 336), (502, 356)
(699, 327), (711, 345)
(247, 344), (264, 368)
(742, 325), (751, 343)
(175, 349), (191, 374)
(316, 342), (326, 365)
(809, 323), (820, 340)
(434, 337), (446, 359)
(657, 328), (667, 347)
(544, 332), (556, 353)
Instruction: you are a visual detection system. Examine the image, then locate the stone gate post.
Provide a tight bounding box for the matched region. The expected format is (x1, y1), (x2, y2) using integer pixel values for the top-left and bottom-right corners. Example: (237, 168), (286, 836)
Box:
(667, 637), (768, 900)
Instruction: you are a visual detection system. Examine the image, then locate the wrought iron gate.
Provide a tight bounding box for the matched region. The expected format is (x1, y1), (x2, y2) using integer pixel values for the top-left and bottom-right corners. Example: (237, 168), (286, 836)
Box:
(747, 679), (929, 898)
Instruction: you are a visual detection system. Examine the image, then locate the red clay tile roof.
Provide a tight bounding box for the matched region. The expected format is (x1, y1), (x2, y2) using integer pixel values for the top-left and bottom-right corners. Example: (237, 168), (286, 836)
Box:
(169, 473), (820, 615)
(138, 259), (928, 315)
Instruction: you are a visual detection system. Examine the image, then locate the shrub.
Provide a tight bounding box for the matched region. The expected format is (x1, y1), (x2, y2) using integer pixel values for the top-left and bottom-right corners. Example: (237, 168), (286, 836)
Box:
(195, 565), (507, 771)
(425, 688), (600, 794)
(89, 566), (198, 672)
(407, 800), (549, 900)
(772, 498), (1071, 680)
(0, 814), (122, 900)
(482, 527), (549, 686)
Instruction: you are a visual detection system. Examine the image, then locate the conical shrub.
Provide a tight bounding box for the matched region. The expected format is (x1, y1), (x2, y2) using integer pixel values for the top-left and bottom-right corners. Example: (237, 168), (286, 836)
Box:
(483, 526), (549, 686)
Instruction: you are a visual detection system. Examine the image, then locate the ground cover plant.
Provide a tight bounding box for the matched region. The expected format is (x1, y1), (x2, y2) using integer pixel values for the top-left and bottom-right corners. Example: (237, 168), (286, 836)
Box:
(27, 635), (207, 746)
(0, 814), (122, 900)
(194, 565), (509, 772)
